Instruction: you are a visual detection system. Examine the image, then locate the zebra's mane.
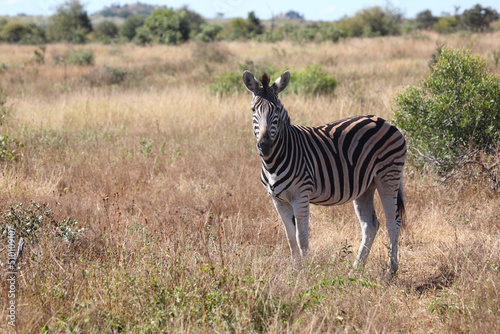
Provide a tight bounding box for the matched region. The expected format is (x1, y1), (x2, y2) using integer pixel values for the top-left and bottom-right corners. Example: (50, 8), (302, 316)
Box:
(260, 73), (271, 89)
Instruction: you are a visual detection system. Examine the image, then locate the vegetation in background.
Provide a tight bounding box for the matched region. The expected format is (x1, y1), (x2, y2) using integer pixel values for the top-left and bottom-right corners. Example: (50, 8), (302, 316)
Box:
(133, 7), (190, 45)
(98, 2), (161, 18)
(53, 48), (94, 66)
(0, 33), (499, 333)
(0, 3), (499, 45)
(119, 14), (145, 41)
(461, 4), (499, 31)
(46, 0), (93, 43)
(0, 20), (46, 44)
(0, 201), (83, 245)
(94, 20), (119, 43)
(415, 10), (438, 30)
(394, 48), (500, 188)
(210, 61), (337, 96)
(336, 5), (403, 37)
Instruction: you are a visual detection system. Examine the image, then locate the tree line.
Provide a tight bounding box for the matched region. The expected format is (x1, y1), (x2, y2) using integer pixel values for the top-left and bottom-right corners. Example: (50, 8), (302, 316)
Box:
(0, 1), (498, 45)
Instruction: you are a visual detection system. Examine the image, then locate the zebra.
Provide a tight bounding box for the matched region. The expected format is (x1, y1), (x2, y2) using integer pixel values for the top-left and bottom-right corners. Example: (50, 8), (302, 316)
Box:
(242, 70), (406, 274)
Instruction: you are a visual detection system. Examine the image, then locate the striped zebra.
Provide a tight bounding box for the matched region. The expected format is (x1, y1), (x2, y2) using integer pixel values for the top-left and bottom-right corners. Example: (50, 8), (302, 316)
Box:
(243, 70), (406, 273)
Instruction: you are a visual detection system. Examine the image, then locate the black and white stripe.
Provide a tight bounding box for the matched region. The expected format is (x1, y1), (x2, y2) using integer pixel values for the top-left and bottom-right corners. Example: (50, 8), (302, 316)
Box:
(243, 70), (406, 273)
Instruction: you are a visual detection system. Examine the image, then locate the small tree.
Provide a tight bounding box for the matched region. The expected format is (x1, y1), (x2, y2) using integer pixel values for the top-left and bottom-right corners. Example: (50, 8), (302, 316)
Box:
(120, 15), (144, 41)
(433, 15), (459, 33)
(335, 6), (402, 37)
(178, 5), (206, 36)
(46, 0), (92, 43)
(394, 48), (500, 188)
(195, 23), (223, 42)
(461, 4), (499, 32)
(247, 11), (264, 37)
(135, 8), (190, 45)
(94, 20), (119, 43)
(223, 17), (251, 40)
(0, 21), (29, 42)
(415, 10), (438, 30)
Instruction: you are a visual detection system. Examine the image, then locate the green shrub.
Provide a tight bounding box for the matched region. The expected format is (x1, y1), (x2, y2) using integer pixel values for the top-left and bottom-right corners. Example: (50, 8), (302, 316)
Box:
(394, 48), (500, 187)
(433, 16), (459, 34)
(94, 20), (119, 43)
(288, 64), (338, 95)
(0, 201), (83, 245)
(318, 24), (347, 42)
(210, 62), (337, 96)
(136, 8), (190, 45)
(461, 4), (498, 32)
(46, 0), (92, 43)
(120, 15), (145, 41)
(210, 61), (279, 95)
(54, 49), (94, 66)
(195, 23), (223, 42)
(336, 6), (402, 37)
(0, 20), (30, 42)
(415, 10), (438, 30)
(0, 21), (46, 44)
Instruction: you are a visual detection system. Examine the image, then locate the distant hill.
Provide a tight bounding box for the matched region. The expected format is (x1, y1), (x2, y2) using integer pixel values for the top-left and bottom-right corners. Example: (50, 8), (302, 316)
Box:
(97, 2), (165, 18)
(274, 11), (304, 20)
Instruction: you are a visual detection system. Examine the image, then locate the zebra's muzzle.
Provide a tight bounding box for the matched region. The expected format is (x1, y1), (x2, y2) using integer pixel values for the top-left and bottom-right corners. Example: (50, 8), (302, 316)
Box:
(257, 139), (273, 157)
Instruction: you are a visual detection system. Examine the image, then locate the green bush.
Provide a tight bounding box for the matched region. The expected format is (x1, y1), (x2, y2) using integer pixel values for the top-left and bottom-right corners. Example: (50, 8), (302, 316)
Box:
(0, 201), (83, 245)
(415, 10), (438, 30)
(288, 64), (337, 95)
(46, 0), (92, 43)
(210, 61), (279, 96)
(336, 6), (402, 37)
(0, 21), (46, 44)
(394, 48), (500, 185)
(0, 20), (30, 42)
(318, 24), (347, 42)
(461, 4), (498, 32)
(135, 8), (190, 45)
(433, 16), (459, 34)
(120, 15), (144, 41)
(210, 62), (337, 96)
(94, 20), (119, 43)
(54, 49), (94, 66)
(195, 23), (223, 42)
(219, 12), (264, 41)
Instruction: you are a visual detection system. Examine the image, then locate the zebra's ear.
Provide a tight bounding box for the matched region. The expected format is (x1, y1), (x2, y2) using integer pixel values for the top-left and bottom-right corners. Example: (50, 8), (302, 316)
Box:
(243, 71), (260, 93)
(272, 71), (290, 94)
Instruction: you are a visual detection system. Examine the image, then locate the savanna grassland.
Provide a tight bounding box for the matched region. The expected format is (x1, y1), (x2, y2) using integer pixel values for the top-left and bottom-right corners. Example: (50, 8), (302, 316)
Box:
(0, 32), (499, 333)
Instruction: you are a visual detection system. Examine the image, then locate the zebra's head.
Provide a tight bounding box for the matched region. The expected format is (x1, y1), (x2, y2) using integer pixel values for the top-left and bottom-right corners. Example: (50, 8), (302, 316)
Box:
(242, 70), (290, 157)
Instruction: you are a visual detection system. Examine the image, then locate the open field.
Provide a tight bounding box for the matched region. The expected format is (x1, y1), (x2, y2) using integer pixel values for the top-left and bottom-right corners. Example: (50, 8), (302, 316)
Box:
(0, 32), (499, 333)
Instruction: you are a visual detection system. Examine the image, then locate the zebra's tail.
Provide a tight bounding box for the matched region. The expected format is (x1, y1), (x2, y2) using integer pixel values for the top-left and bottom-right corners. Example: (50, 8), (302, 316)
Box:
(397, 177), (405, 229)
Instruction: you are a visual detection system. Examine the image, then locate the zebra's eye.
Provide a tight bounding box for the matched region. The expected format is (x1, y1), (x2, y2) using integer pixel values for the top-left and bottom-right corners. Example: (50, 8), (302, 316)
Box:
(251, 107), (256, 113)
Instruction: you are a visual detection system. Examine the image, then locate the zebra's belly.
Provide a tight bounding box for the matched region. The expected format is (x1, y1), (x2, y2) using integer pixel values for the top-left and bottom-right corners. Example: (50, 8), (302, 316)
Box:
(308, 181), (371, 206)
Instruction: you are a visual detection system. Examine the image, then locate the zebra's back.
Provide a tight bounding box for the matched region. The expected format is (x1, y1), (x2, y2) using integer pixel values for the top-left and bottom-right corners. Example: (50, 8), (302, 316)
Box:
(298, 115), (406, 206)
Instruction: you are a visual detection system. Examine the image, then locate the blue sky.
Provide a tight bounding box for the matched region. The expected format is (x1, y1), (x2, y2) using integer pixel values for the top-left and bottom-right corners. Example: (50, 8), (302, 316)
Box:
(1, 0), (499, 20)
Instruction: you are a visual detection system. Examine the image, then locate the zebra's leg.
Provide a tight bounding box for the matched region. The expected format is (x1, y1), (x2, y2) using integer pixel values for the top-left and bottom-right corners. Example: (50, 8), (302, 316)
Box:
(377, 180), (402, 274)
(273, 198), (300, 258)
(353, 181), (379, 269)
(291, 197), (310, 257)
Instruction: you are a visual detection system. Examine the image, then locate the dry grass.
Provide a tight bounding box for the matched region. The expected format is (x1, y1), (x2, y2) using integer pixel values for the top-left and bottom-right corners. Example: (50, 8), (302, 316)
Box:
(0, 31), (499, 333)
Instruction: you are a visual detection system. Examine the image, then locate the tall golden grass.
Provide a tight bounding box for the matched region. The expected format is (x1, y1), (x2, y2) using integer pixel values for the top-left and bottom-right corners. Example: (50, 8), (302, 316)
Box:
(0, 31), (499, 333)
